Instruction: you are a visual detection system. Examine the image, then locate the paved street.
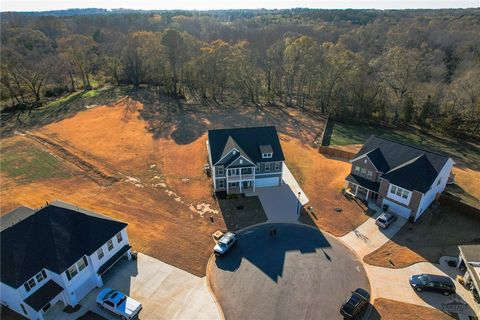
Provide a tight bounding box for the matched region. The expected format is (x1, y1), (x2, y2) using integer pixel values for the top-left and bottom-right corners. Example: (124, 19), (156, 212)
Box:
(209, 223), (369, 320)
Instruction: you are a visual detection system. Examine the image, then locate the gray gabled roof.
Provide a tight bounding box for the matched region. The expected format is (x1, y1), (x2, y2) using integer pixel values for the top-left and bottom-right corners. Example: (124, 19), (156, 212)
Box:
(208, 126), (285, 165)
(1, 201), (127, 288)
(354, 135), (450, 193)
(1, 206), (36, 232)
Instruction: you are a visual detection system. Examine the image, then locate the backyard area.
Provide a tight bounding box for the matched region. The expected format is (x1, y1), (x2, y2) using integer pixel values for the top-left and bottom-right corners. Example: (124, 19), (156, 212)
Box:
(364, 203), (480, 268)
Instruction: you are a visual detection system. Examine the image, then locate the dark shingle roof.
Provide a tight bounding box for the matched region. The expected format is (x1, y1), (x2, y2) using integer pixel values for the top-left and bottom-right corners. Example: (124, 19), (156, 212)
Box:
(24, 280), (63, 311)
(208, 126), (285, 164)
(1, 201), (127, 288)
(354, 136), (450, 193)
(346, 174), (380, 192)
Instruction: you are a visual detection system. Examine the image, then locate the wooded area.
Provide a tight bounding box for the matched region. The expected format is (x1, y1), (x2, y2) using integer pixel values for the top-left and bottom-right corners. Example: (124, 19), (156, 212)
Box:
(1, 9), (479, 137)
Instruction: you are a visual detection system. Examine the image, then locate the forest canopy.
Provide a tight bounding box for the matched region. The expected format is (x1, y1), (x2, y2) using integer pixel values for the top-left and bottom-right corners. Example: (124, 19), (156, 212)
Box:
(1, 8), (479, 136)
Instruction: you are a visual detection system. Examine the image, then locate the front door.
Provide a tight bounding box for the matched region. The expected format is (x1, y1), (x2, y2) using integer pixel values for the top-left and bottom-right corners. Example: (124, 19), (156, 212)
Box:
(243, 181), (251, 188)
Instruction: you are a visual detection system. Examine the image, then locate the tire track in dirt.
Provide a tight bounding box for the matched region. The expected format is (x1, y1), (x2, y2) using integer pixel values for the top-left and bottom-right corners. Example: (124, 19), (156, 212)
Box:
(19, 131), (121, 187)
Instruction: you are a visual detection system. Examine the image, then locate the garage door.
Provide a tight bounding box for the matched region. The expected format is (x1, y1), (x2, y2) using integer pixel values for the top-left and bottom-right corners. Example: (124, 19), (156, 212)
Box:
(256, 177), (280, 188)
(382, 199), (411, 219)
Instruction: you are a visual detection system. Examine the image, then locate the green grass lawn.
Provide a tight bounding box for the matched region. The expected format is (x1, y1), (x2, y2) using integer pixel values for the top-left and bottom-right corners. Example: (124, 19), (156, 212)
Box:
(330, 121), (480, 170)
(1, 140), (71, 182)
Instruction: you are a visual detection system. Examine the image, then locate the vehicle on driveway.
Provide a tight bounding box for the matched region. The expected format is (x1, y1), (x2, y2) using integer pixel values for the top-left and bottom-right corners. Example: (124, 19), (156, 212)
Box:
(340, 288), (370, 319)
(409, 274), (456, 296)
(214, 232), (237, 256)
(96, 288), (142, 319)
(375, 212), (397, 229)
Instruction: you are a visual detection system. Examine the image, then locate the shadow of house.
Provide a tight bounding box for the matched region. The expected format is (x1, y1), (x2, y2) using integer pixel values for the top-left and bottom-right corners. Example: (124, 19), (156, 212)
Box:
(102, 257), (139, 296)
(215, 223), (331, 282)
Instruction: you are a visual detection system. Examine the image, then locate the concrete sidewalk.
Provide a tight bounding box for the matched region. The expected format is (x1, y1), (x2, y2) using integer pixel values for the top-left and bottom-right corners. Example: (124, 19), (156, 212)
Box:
(340, 210), (407, 259)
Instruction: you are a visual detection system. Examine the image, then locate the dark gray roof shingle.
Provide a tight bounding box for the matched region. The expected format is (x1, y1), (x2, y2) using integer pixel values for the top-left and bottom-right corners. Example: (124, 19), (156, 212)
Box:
(353, 136), (450, 193)
(208, 126), (285, 165)
(1, 201), (127, 288)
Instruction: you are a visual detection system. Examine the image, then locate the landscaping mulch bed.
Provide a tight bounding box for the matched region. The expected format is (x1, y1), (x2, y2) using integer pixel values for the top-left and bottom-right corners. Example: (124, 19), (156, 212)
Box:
(218, 196), (267, 231)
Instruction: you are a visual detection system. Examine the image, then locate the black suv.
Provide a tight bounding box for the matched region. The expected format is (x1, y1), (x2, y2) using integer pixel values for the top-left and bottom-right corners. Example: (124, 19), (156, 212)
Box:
(409, 274), (456, 296)
(340, 288), (370, 319)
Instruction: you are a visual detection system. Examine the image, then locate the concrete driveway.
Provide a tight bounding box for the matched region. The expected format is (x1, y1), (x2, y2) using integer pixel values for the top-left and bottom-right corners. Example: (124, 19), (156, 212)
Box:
(366, 262), (479, 318)
(253, 165), (309, 223)
(46, 253), (220, 320)
(209, 223), (369, 320)
(340, 210), (407, 259)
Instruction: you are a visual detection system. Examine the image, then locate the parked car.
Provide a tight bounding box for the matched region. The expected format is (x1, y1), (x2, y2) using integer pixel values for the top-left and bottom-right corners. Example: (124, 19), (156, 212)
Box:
(409, 274), (456, 296)
(340, 288), (370, 319)
(375, 212), (397, 229)
(96, 289), (142, 319)
(214, 232), (237, 256)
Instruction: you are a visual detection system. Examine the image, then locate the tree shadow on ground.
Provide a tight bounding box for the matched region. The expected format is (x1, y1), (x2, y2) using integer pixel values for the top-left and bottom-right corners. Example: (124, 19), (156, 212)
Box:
(214, 223), (330, 282)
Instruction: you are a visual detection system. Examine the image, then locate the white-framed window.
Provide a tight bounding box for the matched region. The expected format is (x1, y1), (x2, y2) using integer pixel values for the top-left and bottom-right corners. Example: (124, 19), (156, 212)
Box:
(265, 163), (271, 171)
(67, 265), (78, 279)
(389, 185), (410, 200)
(217, 166), (224, 175)
(275, 162), (280, 171)
(367, 170), (373, 179)
(262, 153), (273, 159)
(97, 247), (104, 260)
(116, 232), (123, 243)
(26, 278), (36, 291)
(107, 239), (114, 251)
(218, 180), (225, 188)
(35, 270), (47, 283)
(77, 258), (86, 272)
(360, 168), (366, 177)
(354, 166), (360, 174)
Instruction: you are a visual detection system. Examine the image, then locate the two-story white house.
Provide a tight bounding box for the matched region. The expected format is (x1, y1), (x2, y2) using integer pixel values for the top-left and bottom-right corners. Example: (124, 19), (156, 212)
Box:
(207, 126), (285, 194)
(345, 135), (454, 221)
(0, 201), (132, 320)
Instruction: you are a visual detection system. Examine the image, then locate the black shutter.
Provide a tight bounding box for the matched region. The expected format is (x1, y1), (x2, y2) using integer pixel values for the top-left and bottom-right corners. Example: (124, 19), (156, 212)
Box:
(41, 270), (47, 279)
(24, 283), (30, 292)
(66, 270), (71, 280)
(83, 256), (88, 267)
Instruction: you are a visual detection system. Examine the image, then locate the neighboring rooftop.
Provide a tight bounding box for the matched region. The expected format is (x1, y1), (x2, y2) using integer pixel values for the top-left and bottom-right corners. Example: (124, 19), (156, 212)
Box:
(0, 206), (35, 232)
(354, 135), (451, 193)
(459, 244), (480, 263)
(208, 126), (285, 165)
(1, 201), (127, 288)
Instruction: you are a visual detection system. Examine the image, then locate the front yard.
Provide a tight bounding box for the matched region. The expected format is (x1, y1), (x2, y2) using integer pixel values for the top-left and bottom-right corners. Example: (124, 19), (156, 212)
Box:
(364, 203), (480, 268)
(218, 196), (267, 231)
(370, 298), (454, 320)
(281, 136), (369, 237)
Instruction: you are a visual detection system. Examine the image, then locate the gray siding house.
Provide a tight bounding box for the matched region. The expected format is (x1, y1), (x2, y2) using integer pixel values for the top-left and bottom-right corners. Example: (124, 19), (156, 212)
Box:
(207, 126), (285, 194)
(345, 135), (453, 221)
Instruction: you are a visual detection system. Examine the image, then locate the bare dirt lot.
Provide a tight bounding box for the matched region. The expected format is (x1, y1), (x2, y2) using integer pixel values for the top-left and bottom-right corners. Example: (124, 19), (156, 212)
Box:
(370, 298), (454, 320)
(2, 95), (348, 276)
(364, 204), (480, 268)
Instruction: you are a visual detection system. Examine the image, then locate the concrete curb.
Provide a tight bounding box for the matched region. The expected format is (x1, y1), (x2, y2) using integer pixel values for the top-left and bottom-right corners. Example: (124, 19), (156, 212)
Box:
(205, 253), (226, 320)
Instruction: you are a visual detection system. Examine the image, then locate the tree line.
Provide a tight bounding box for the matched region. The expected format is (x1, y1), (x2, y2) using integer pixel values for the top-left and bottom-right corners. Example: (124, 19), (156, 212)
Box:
(1, 9), (479, 136)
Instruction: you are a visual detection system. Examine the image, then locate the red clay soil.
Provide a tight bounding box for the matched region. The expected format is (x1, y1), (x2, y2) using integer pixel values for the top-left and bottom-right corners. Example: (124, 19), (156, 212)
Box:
(280, 136), (369, 237)
(370, 298), (454, 320)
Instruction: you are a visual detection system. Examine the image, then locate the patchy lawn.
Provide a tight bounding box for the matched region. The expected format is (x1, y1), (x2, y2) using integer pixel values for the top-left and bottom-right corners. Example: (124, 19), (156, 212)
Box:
(364, 204), (480, 268)
(281, 136), (369, 237)
(1, 138), (73, 183)
(218, 196), (267, 231)
(370, 298), (455, 320)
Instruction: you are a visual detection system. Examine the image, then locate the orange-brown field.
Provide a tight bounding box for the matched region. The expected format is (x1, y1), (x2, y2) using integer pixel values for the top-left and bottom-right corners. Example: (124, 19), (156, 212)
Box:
(370, 298), (454, 320)
(2, 97), (360, 275)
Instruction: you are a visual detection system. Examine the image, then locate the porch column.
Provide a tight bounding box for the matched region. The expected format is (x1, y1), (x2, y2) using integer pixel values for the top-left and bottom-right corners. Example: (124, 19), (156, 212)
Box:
(365, 190), (369, 200)
(355, 184), (359, 196)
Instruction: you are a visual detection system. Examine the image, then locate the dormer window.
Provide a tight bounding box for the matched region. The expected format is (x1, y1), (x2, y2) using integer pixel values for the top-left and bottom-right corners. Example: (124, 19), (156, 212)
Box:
(260, 144), (273, 158)
(262, 153), (273, 159)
